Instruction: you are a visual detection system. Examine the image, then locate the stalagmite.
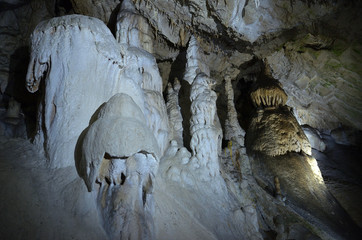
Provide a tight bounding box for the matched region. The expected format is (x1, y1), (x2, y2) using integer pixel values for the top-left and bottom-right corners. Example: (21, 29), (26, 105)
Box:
(166, 78), (183, 146)
(0, 1), (359, 240)
(224, 74), (245, 147)
(116, 0), (154, 53)
(189, 72), (222, 178)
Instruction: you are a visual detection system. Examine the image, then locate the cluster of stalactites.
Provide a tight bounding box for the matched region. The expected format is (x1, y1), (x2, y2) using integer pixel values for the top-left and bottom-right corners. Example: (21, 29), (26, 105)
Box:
(250, 79), (288, 109)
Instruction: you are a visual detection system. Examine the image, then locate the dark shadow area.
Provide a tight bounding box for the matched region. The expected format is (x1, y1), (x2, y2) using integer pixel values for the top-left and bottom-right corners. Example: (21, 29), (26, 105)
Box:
(74, 102), (106, 185)
(107, 3), (122, 37)
(234, 77), (255, 131)
(167, 47), (187, 84)
(165, 48), (191, 150)
(179, 79), (191, 151)
(214, 80), (228, 148)
(234, 58), (269, 130)
(4, 46), (40, 139)
(250, 151), (362, 240)
(55, 0), (73, 16)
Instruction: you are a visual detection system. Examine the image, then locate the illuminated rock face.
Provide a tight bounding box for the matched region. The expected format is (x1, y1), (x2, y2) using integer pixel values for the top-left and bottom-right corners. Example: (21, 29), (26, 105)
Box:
(166, 79), (183, 146)
(116, 0), (154, 53)
(25, 15), (168, 169)
(247, 77), (311, 156)
(246, 76), (359, 239)
(80, 94), (159, 240)
(26, 15), (129, 168)
(247, 107), (311, 156)
(25, 15), (166, 239)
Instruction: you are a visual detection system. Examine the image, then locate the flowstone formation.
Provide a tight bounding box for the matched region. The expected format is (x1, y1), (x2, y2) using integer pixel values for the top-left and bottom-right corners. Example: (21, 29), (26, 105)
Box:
(80, 93), (159, 240)
(24, 14), (168, 240)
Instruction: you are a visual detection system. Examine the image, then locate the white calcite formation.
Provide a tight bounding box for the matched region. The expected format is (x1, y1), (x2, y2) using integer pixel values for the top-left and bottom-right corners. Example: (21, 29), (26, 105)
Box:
(184, 35), (210, 84)
(25, 14), (169, 240)
(116, 0), (154, 53)
(80, 93), (159, 240)
(189, 72), (222, 178)
(79, 93), (159, 191)
(25, 15), (167, 169)
(143, 90), (170, 155)
(166, 78), (183, 146)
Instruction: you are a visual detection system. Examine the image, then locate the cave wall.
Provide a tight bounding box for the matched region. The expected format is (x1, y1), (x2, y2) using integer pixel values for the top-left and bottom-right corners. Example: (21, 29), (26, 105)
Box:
(0, 0), (361, 239)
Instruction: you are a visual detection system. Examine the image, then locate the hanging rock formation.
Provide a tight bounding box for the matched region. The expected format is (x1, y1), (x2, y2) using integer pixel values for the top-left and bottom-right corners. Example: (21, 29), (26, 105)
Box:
(116, 0), (154, 53)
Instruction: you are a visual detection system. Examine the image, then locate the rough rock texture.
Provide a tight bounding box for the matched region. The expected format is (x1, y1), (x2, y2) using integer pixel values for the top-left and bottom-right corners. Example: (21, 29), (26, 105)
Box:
(247, 106), (312, 156)
(25, 15), (167, 169)
(246, 73), (360, 239)
(246, 76), (311, 157)
(303, 125), (326, 152)
(70, 0), (119, 23)
(266, 33), (362, 130)
(133, 0), (339, 44)
(249, 151), (360, 240)
(189, 72), (222, 178)
(116, 0), (153, 53)
(166, 78), (183, 146)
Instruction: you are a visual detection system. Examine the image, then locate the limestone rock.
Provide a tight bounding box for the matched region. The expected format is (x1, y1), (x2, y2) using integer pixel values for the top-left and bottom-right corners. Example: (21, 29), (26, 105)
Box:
(25, 15), (128, 168)
(166, 79), (183, 146)
(224, 74), (245, 146)
(302, 125), (326, 152)
(25, 15), (168, 169)
(80, 93), (160, 191)
(266, 33), (362, 130)
(247, 106), (312, 156)
(184, 35), (210, 84)
(189, 72), (222, 178)
(70, 0), (119, 23)
(134, 0), (339, 44)
(116, 0), (154, 53)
